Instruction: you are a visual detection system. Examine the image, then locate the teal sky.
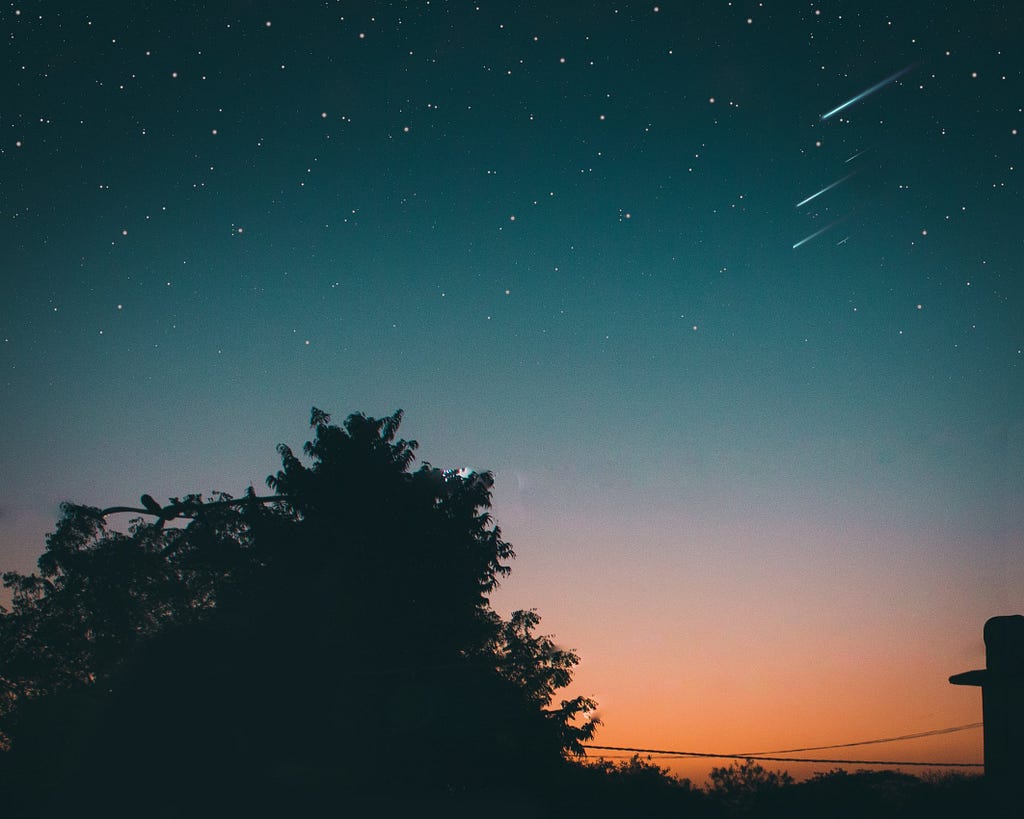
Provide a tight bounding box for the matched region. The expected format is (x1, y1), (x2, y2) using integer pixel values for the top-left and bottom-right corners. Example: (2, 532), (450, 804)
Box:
(2, 0), (1021, 776)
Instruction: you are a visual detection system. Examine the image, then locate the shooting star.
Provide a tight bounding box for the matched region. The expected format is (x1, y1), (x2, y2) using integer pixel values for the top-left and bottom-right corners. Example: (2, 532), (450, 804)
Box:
(836, 236), (849, 245)
(821, 65), (914, 121)
(796, 172), (855, 208)
(844, 148), (870, 164)
(792, 220), (842, 249)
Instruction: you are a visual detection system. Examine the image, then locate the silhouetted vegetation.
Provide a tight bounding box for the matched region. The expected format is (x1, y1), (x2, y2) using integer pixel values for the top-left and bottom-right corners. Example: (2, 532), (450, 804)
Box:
(707, 759), (794, 814)
(759, 768), (990, 818)
(564, 757), (986, 818)
(0, 408), (994, 816)
(567, 755), (711, 817)
(0, 409), (596, 816)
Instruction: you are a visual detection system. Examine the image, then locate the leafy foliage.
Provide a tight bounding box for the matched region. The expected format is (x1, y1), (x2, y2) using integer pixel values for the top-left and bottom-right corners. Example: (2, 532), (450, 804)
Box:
(489, 608), (599, 754)
(567, 754), (707, 818)
(586, 753), (693, 789)
(0, 408), (597, 813)
(0, 493), (261, 746)
(707, 759), (795, 814)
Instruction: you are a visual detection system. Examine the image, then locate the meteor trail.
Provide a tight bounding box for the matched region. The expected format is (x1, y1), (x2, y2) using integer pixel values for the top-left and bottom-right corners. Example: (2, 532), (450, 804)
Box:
(821, 65), (914, 121)
(844, 149), (870, 164)
(793, 220), (842, 249)
(796, 173), (855, 208)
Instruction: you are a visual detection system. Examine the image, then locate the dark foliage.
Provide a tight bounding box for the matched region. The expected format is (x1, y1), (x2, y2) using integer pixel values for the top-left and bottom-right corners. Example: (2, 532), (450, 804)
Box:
(759, 768), (995, 818)
(0, 409), (597, 816)
(566, 754), (712, 818)
(705, 759), (795, 815)
(558, 757), (987, 819)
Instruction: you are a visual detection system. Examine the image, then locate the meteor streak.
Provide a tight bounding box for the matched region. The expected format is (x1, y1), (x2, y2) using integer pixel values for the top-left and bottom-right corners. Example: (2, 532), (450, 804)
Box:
(796, 172), (855, 208)
(792, 220), (842, 249)
(821, 65), (914, 121)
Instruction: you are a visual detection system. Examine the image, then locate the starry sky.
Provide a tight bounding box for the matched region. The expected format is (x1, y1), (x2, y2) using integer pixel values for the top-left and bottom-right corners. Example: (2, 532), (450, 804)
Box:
(2, 0), (1022, 781)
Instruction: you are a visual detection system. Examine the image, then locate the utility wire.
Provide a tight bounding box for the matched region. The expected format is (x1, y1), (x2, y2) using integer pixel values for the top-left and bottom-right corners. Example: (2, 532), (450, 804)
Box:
(582, 745), (982, 768)
(735, 721), (982, 757)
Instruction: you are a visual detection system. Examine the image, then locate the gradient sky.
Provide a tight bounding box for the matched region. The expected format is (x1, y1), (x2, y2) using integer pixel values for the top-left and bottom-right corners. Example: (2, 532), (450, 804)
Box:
(2, 1), (1021, 782)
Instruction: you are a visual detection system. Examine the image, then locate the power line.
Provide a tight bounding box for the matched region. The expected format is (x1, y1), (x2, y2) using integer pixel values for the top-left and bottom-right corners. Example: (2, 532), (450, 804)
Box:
(735, 721), (982, 757)
(583, 721), (984, 768)
(582, 744), (983, 768)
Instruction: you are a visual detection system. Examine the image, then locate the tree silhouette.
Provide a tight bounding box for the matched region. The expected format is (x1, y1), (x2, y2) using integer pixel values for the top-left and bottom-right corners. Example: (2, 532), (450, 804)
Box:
(0, 491), (262, 744)
(0, 408), (597, 815)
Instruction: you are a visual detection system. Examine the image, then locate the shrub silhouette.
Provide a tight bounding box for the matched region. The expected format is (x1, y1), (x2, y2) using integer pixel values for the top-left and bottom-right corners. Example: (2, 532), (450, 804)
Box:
(570, 754), (710, 818)
(707, 759), (794, 814)
(757, 768), (989, 819)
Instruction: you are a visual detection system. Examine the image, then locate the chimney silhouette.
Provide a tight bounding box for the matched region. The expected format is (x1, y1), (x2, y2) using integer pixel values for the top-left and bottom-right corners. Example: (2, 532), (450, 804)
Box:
(950, 614), (1024, 809)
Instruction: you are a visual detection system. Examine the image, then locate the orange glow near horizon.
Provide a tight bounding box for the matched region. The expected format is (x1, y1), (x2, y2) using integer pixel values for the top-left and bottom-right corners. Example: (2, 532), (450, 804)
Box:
(568, 657), (984, 784)
(490, 490), (1008, 785)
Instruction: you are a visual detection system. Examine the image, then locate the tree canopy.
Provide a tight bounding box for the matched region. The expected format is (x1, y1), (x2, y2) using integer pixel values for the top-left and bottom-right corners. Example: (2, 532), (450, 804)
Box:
(0, 408), (597, 815)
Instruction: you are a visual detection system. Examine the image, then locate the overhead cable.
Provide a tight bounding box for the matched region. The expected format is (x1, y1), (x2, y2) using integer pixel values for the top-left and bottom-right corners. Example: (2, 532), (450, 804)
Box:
(735, 721), (983, 757)
(582, 744), (982, 768)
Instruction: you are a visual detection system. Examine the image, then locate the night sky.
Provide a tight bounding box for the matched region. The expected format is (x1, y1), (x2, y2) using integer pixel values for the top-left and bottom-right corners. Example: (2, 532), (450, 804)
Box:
(2, 1), (1022, 780)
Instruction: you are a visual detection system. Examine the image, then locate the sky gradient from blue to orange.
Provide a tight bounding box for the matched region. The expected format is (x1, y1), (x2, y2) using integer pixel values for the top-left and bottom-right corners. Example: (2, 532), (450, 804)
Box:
(2, 1), (1021, 782)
